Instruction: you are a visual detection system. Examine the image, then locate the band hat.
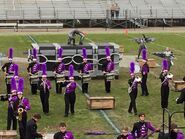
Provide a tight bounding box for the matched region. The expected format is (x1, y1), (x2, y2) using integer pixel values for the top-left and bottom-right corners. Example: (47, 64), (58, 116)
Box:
(105, 47), (111, 57)
(14, 64), (19, 78)
(8, 48), (13, 60)
(129, 62), (135, 75)
(17, 77), (24, 94)
(68, 64), (74, 78)
(82, 48), (87, 59)
(162, 58), (168, 71)
(32, 48), (37, 61)
(11, 77), (17, 93)
(57, 48), (63, 60)
(142, 48), (147, 61)
(42, 64), (47, 77)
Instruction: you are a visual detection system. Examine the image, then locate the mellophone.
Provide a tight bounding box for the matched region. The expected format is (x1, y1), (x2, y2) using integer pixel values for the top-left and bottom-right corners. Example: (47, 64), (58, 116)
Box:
(56, 74), (65, 83)
(105, 72), (115, 81)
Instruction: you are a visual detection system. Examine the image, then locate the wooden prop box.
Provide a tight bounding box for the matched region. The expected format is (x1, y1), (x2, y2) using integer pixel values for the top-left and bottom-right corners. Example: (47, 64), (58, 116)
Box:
(173, 80), (185, 91)
(87, 96), (115, 110)
(0, 130), (17, 139)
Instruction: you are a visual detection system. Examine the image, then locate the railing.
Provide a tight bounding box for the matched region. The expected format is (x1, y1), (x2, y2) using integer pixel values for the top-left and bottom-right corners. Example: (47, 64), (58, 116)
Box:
(1, 8), (185, 21)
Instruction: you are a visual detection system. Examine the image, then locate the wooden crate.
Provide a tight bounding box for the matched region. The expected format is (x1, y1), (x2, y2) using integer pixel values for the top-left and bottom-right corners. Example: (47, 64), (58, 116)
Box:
(0, 130), (17, 139)
(173, 81), (185, 91)
(87, 96), (115, 110)
(137, 58), (157, 68)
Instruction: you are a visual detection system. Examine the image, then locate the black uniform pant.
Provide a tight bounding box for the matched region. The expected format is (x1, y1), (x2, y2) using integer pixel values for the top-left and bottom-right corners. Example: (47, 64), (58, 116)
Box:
(82, 79), (88, 93)
(40, 92), (50, 113)
(161, 86), (169, 108)
(18, 112), (27, 139)
(141, 75), (149, 96)
(128, 90), (137, 114)
(31, 84), (37, 95)
(7, 107), (17, 130)
(104, 78), (111, 93)
(64, 93), (76, 115)
(6, 84), (11, 94)
(55, 80), (65, 94)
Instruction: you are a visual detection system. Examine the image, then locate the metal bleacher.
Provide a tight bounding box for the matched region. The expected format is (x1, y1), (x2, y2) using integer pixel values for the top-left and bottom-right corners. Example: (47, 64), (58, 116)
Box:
(0, 0), (185, 28)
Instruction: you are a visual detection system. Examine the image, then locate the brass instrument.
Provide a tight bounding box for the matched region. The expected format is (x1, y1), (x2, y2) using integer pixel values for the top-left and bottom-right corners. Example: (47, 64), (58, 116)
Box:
(135, 76), (142, 82)
(128, 76), (141, 94)
(16, 107), (24, 121)
(161, 73), (173, 85)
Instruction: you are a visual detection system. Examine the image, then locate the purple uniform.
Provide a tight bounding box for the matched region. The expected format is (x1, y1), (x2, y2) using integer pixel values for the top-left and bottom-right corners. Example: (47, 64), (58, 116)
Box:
(65, 82), (77, 94)
(54, 131), (74, 139)
(15, 97), (31, 111)
(117, 133), (133, 139)
(55, 63), (65, 74)
(132, 121), (155, 138)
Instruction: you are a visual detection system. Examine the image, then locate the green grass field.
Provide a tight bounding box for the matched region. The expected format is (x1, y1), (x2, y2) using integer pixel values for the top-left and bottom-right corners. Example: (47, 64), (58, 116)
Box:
(0, 32), (185, 139)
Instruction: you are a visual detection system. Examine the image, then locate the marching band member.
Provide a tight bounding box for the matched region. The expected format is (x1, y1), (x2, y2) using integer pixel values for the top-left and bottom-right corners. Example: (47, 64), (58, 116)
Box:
(27, 48), (40, 95)
(54, 122), (74, 139)
(128, 62), (139, 115)
(53, 48), (65, 94)
(102, 47), (114, 93)
(1, 48), (15, 94)
(15, 78), (31, 139)
(79, 48), (92, 93)
(38, 64), (51, 115)
(131, 113), (159, 139)
(67, 29), (85, 45)
(141, 49), (149, 96)
(159, 59), (171, 109)
(64, 65), (77, 117)
(7, 77), (18, 130)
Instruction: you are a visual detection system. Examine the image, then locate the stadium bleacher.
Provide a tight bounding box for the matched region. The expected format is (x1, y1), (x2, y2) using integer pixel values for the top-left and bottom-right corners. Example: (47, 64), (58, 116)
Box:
(0, 0), (185, 28)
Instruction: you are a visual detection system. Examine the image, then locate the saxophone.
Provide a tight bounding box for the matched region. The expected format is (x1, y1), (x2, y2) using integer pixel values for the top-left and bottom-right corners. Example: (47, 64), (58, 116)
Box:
(16, 107), (24, 121)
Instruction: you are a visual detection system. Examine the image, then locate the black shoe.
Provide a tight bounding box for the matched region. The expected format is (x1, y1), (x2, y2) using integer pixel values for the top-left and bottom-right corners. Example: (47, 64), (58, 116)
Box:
(134, 113), (137, 116)
(145, 93), (149, 96)
(128, 111), (132, 114)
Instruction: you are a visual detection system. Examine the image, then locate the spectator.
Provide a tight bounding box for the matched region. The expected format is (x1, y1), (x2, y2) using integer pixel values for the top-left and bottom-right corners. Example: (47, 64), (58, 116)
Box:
(170, 123), (184, 139)
(117, 127), (133, 139)
(26, 113), (43, 139)
(53, 122), (74, 139)
(115, 3), (120, 19)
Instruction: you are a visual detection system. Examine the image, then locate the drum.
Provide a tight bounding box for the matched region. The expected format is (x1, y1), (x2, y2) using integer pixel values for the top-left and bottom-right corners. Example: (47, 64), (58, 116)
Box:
(30, 75), (39, 84)
(56, 74), (65, 83)
(82, 74), (91, 83)
(5, 75), (13, 84)
(105, 73), (115, 81)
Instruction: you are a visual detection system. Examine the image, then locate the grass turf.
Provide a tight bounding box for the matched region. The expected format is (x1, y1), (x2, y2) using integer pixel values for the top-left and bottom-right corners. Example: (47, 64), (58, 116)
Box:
(0, 33), (185, 139)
